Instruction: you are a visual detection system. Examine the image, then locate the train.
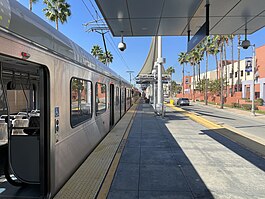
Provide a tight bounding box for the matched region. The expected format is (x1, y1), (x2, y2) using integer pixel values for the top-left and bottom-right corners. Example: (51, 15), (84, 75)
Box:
(0, 0), (137, 198)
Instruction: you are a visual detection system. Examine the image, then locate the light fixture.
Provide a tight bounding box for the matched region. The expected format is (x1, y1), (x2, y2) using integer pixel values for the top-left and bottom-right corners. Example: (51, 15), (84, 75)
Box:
(241, 28), (250, 49)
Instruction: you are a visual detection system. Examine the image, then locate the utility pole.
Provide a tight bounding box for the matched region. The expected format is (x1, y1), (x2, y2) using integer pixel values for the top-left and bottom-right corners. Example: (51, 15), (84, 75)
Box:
(251, 44), (256, 116)
(126, 71), (134, 85)
(83, 20), (110, 64)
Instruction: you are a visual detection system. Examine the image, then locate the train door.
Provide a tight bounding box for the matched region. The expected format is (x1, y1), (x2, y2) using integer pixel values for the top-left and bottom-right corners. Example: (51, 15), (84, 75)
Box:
(120, 87), (122, 117)
(109, 84), (114, 128)
(115, 86), (120, 123)
(124, 88), (127, 113)
(0, 56), (49, 198)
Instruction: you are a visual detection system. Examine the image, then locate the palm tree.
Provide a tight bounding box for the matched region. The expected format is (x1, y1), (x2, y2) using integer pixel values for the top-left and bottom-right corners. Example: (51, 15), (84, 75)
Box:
(166, 66), (175, 97)
(100, 51), (113, 66)
(215, 35), (225, 109)
(237, 34), (241, 93)
(203, 36), (213, 105)
(178, 52), (187, 96)
(210, 36), (220, 79)
(187, 51), (196, 102)
(43, 0), (71, 30)
(222, 35), (229, 97)
(229, 35), (235, 96)
(192, 46), (204, 90)
(29, 0), (38, 11)
(220, 43), (225, 109)
(91, 45), (103, 59)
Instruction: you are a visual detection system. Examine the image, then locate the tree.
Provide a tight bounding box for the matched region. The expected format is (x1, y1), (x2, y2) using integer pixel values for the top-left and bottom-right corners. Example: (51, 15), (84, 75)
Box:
(209, 79), (222, 96)
(91, 45), (103, 59)
(203, 35), (214, 105)
(196, 79), (207, 93)
(43, 0), (71, 30)
(210, 36), (220, 79)
(187, 51), (196, 101)
(178, 52), (188, 97)
(100, 51), (113, 66)
(237, 34), (241, 92)
(222, 35), (230, 97)
(91, 45), (113, 66)
(229, 35), (235, 96)
(171, 81), (182, 95)
(215, 35), (227, 109)
(29, 0), (38, 11)
(166, 66), (175, 97)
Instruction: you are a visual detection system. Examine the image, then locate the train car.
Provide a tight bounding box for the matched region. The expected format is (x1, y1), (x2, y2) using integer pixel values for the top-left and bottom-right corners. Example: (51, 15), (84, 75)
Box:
(0, 0), (132, 198)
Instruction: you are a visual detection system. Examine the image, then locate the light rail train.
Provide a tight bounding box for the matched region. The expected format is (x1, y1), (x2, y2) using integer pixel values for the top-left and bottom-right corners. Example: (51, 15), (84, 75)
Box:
(0, 0), (136, 198)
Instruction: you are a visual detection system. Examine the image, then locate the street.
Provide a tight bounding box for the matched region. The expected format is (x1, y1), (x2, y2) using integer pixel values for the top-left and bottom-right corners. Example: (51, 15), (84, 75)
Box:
(179, 102), (265, 141)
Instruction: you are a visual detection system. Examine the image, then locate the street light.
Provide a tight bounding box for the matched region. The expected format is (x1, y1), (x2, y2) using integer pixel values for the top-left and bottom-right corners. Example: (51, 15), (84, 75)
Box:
(238, 40), (256, 116)
(250, 44), (256, 116)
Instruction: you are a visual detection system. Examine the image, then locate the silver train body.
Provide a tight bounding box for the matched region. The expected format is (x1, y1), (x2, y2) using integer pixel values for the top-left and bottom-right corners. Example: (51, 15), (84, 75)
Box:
(0, 0), (133, 198)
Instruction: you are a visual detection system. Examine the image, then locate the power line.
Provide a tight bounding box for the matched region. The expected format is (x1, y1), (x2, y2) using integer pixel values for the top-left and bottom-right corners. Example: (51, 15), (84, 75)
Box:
(81, 0), (135, 79)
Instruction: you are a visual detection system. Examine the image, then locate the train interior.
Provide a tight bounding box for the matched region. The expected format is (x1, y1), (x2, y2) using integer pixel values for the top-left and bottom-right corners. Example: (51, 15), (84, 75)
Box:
(0, 55), (48, 198)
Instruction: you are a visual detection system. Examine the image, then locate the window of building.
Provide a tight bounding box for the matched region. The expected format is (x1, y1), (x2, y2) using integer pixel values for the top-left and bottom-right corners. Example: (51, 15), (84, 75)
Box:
(229, 73), (233, 78)
(235, 72), (238, 78)
(71, 78), (92, 127)
(241, 70), (244, 77)
(96, 83), (107, 115)
(247, 71), (250, 75)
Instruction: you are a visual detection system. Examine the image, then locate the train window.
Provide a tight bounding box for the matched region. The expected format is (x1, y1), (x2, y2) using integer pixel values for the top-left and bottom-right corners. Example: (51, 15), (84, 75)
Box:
(95, 83), (106, 115)
(116, 87), (119, 106)
(71, 78), (93, 127)
(127, 89), (130, 99)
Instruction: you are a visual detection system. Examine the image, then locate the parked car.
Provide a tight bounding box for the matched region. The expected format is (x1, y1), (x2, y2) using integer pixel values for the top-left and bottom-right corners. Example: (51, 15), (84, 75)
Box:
(176, 98), (190, 106)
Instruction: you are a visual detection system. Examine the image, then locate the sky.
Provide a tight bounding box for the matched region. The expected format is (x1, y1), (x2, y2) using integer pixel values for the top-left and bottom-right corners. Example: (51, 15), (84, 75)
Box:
(17, 0), (265, 85)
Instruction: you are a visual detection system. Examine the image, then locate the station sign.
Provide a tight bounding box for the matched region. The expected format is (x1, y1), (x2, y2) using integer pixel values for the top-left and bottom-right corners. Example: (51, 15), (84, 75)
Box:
(187, 22), (207, 53)
(245, 57), (252, 72)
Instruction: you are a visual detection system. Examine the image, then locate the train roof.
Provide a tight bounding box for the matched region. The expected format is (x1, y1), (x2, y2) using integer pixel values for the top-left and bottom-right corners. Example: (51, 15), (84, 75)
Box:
(0, 0), (129, 85)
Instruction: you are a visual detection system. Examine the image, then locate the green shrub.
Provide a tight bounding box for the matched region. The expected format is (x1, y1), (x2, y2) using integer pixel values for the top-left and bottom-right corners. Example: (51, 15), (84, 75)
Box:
(256, 98), (264, 106)
(241, 104), (258, 110)
(241, 104), (252, 110)
(231, 102), (240, 108)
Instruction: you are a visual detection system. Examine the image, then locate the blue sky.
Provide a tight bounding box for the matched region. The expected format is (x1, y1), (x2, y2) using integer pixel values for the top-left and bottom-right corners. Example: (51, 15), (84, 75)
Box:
(18, 0), (265, 85)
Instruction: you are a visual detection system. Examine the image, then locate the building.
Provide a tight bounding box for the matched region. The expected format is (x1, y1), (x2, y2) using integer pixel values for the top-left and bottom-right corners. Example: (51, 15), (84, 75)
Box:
(182, 45), (265, 103)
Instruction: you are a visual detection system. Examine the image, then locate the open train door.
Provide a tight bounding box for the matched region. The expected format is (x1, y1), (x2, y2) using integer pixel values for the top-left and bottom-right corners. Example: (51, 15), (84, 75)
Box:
(0, 56), (50, 198)
(109, 84), (114, 128)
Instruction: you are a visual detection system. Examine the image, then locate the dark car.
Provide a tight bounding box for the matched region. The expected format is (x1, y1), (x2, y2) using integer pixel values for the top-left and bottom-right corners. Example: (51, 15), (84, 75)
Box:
(176, 98), (190, 106)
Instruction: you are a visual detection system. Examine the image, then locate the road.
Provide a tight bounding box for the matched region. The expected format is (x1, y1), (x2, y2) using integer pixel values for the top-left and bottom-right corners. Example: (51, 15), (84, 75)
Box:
(179, 102), (265, 141)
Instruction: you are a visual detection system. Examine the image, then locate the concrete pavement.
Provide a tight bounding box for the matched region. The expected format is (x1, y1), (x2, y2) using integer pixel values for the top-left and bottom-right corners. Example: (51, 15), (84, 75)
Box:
(106, 102), (265, 199)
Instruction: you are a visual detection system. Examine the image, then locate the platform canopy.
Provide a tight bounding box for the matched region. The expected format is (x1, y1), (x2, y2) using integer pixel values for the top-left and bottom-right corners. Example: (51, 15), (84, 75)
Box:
(136, 37), (170, 84)
(95, 0), (265, 37)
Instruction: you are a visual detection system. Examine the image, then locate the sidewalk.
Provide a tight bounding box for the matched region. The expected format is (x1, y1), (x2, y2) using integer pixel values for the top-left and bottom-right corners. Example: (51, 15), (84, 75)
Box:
(194, 101), (265, 120)
(106, 102), (265, 199)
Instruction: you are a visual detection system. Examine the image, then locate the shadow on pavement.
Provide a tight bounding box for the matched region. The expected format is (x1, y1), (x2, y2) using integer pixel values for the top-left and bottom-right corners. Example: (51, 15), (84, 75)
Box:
(108, 102), (214, 199)
(201, 129), (265, 172)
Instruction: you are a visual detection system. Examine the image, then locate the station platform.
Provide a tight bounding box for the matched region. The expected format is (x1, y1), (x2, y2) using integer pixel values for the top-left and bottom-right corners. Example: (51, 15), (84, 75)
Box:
(55, 100), (265, 199)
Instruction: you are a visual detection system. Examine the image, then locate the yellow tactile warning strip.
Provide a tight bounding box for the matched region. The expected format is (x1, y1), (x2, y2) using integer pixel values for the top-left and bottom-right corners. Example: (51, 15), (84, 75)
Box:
(167, 104), (265, 157)
(97, 104), (138, 199)
(54, 102), (139, 199)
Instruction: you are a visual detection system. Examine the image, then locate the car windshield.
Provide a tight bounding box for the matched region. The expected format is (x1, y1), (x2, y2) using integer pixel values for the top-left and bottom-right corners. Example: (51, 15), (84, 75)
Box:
(180, 98), (189, 100)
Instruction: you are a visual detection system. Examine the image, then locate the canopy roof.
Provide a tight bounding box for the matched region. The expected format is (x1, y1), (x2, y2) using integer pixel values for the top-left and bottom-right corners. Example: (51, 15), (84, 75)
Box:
(136, 37), (169, 84)
(95, 0), (265, 36)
